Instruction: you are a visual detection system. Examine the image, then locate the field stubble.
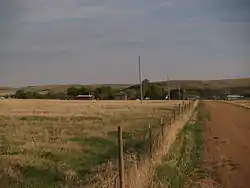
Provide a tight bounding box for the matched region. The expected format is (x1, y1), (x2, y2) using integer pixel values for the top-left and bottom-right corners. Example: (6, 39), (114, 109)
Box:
(226, 100), (250, 108)
(0, 99), (186, 188)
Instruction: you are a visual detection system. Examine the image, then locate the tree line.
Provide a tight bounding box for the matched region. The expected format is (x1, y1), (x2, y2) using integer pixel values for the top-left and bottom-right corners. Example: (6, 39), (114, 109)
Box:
(13, 78), (248, 100)
(14, 86), (114, 100)
(13, 79), (173, 100)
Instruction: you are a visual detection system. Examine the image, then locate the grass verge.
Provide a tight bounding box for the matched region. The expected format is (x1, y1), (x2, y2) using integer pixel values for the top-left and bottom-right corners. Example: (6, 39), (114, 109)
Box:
(153, 102), (208, 188)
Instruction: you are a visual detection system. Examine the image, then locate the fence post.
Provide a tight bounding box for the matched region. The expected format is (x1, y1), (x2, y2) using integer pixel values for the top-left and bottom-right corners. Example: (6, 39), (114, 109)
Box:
(178, 104), (181, 116)
(143, 126), (146, 141)
(168, 112), (172, 125)
(173, 108), (176, 121)
(160, 118), (164, 146)
(183, 102), (185, 114)
(118, 126), (125, 188)
(148, 124), (152, 158)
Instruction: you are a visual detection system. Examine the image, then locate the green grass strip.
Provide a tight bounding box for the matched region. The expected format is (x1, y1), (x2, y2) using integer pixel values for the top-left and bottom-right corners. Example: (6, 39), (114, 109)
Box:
(155, 102), (208, 188)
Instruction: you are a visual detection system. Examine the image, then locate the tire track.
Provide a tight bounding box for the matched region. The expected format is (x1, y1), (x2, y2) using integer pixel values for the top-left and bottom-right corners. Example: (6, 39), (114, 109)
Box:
(204, 101), (250, 188)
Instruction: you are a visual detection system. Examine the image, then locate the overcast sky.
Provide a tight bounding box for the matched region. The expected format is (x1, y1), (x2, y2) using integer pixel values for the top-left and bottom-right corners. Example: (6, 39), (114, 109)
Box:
(0, 0), (250, 87)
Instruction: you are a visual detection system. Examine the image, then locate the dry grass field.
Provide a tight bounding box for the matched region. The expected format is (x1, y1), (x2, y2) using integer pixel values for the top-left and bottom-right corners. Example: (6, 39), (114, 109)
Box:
(0, 99), (184, 188)
(226, 100), (250, 108)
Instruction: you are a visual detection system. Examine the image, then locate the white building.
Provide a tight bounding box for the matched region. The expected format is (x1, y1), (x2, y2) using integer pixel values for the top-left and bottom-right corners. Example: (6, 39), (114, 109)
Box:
(226, 95), (244, 100)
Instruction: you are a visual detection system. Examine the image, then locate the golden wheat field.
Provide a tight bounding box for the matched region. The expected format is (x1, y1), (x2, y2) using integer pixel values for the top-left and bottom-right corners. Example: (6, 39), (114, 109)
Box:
(0, 99), (185, 188)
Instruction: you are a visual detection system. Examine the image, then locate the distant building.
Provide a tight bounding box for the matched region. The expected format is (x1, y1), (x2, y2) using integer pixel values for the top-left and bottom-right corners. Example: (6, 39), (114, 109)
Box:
(226, 95), (244, 100)
(184, 95), (200, 100)
(75, 94), (95, 100)
(0, 97), (5, 100)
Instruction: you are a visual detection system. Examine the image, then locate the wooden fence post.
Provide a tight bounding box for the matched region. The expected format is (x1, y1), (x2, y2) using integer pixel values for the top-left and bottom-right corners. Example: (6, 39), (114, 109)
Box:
(143, 126), (146, 141)
(148, 124), (152, 158)
(178, 104), (181, 116)
(168, 112), (172, 125)
(160, 118), (164, 146)
(173, 108), (176, 121)
(183, 103), (184, 114)
(118, 126), (125, 188)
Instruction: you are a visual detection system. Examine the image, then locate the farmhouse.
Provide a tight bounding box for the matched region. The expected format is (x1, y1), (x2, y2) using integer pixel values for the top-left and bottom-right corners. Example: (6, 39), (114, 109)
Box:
(75, 94), (95, 100)
(225, 94), (244, 100)
(184, 95), (200, 100)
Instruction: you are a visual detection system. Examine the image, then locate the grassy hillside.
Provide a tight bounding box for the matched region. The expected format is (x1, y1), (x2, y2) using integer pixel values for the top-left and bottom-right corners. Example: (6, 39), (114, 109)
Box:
(125, 78), (250, 90)
(0, 87), (17, 96)
(123, 78), (250, 97)
(1, 78), (250, 96)
(19, 84), (132, 94)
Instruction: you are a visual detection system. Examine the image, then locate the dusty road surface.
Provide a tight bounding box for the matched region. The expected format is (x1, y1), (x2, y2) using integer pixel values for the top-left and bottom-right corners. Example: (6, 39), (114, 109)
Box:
(204, 101), (250, 188)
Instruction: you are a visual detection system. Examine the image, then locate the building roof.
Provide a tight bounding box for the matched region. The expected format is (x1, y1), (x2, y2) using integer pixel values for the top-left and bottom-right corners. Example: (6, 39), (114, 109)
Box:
(76, 94), (94, 98)
(226, 95), (242, 97)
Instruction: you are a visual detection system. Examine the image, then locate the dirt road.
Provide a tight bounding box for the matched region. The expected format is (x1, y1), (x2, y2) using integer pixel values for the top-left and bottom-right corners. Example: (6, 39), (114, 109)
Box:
(204, 101), (250, 188)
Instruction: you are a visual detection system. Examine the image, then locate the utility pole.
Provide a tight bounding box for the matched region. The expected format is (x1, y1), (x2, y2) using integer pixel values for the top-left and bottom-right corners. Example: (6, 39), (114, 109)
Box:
(138, 56), (143, 103)
(178, 83), (181, 100)
(166, 76), (171, 100)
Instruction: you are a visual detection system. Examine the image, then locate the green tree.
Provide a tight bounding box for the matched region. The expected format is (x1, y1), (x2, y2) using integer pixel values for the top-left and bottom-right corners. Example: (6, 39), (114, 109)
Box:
(15, 90), (44, 99)
(55, 93), (68, 100)
(142, 78), (150, 98)
(15, 90), (26, 98)
(94, 86), (114, 100)
(32, 91), (43, 99)
(78, 87), (89, 95)
(146, 85), (163, 100)
(67, 87), (79, 97)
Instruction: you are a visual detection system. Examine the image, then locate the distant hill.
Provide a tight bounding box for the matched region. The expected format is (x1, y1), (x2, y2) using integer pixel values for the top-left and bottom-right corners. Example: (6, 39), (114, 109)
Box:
(19, 84), (133, 94)
(1, 78), (250, 97)
(124, 78), (250, 91)
(124, 78), (250, 97)
(0, 87), (17, 96)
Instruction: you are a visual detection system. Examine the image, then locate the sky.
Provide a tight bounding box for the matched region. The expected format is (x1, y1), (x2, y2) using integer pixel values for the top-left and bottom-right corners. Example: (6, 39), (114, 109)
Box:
(0, 0), (250, 87)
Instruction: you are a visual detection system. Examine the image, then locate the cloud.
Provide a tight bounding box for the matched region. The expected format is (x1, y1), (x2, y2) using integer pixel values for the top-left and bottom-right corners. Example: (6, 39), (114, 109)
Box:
(18, 0), (150, 23)
(16, 0), (180, 23)
(1, 0), (250, 87)
(154, 1), (175, 8)
(0, 0), (23, 22)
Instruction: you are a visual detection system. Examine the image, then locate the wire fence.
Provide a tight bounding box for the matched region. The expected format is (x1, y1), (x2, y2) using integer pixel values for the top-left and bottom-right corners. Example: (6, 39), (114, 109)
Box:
(87, 100), (196, 188)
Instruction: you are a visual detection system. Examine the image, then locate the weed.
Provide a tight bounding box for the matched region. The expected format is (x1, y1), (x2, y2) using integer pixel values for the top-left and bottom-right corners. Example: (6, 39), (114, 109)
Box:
(154, 102), (206, 188)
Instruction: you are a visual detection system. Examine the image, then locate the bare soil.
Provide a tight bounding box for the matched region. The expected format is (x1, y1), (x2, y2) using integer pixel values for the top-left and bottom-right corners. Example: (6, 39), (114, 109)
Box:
(204, 101), (250, 188)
